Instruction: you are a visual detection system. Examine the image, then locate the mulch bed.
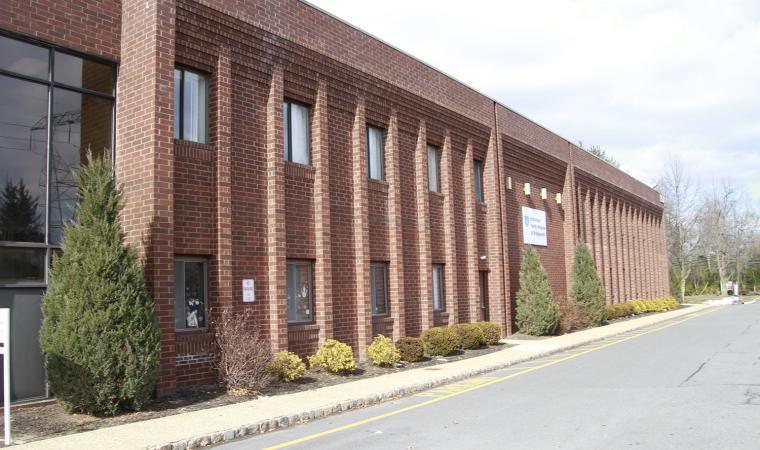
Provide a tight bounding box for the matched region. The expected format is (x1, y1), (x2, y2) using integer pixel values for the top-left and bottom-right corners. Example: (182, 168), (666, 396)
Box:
(4, 343), (509, 445)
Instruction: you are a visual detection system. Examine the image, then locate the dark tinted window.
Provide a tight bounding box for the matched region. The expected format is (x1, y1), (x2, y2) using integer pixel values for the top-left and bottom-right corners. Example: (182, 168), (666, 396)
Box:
(0, 36), (48, 79)
(49, 88), (113, 243)
(0, 75), (48, 243)
(54, 51), (113, 94)
(0, 247), (45, 283)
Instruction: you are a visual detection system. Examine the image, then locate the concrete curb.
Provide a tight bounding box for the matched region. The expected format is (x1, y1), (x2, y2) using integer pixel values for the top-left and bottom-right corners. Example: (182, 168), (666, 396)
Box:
(145, 305), (709, 450)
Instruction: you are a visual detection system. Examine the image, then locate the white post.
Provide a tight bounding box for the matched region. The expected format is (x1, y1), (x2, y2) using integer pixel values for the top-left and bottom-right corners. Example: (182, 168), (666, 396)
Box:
(1, 308), (10, 446)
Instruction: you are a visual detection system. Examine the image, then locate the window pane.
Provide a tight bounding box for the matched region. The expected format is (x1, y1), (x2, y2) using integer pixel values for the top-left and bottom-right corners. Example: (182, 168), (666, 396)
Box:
(287, 261), (312, 322)
(182, 70), (207, 144)
(0, 75), (47, 243)
(174, 69), (181, 140)
(282, 102), (289, 160)
(54, 51), (113, 94)
(367, 127), (384, 180)
(183, 261), (206, 329)
(290, 103), (310, 165)
(427, 146), (439, 192)
(49, 88), (113, 244)
(474, 160), (483, 202)
(371, 263), (388, 315)
(0, 36), (48, 80)
(174, 260), (185, 329)
(0, 247), (45, 283)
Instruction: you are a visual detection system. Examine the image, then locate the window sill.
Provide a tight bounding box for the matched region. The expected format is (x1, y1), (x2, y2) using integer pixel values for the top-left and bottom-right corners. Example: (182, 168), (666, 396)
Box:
(175, 139), (214, 161)
(287, 322), (319, 331)
(284, 161), (315, 181)
(368, 179), (389, 193)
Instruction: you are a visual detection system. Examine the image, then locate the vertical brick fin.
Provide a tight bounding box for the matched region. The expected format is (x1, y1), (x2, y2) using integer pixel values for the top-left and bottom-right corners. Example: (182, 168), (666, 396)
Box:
(117, 0), (177, 396)
(648, 213), (656, 297)
(583, 189), (593, 251)
(561, 160), (576, 301)
(660, 216), (669, 296)
(414, 120), (433, 332)
(385, 110), (405, 340)
(266, 65), (287, 352)
(592, 191), (603, 275)
(632, 208), (641, 298)
(612, 200), (623, 303)
(643, 212), (651, 298)
(462, 140), (480, 323)
(484, 128), (507, 333)
(600, 194), (612, 303)
(440, 131), (459, 325)
(312, 81), (333, 344)
(214, 45), (234, 313)
(625, 204), (635, 300)
(351, 98), (372, 358)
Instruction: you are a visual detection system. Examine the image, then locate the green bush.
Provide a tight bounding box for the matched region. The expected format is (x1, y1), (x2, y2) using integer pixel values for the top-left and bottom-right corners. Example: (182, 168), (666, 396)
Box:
(421, 327), (459, 356)
(515, 248), (559, 336)
(395, 337), (425, 362)
(39, 156), (160, 416)
(368, 335), (401, 367)
(452, 323), (486, 349)
(308, 339), (356, 374)
(570, 243), (606, 326)
(268, 351), (306, 382)
(475, 322), (502, 345)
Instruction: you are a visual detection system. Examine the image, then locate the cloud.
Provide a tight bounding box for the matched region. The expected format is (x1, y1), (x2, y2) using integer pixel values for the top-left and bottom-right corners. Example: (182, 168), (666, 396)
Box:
(309, 0), (760, 200)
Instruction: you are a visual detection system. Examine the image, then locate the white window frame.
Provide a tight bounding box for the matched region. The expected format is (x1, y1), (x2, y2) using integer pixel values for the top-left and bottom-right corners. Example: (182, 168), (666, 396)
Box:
(283, 99), (311, 165)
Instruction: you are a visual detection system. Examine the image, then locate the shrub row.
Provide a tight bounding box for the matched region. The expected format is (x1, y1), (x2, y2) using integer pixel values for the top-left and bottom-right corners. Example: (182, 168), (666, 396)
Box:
(604, 297), (680, 320)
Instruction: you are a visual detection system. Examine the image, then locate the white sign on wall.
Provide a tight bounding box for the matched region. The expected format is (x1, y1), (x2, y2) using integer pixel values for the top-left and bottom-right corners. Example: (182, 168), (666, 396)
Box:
(522, 206), (548, 246)
(242, 279), (255, 303)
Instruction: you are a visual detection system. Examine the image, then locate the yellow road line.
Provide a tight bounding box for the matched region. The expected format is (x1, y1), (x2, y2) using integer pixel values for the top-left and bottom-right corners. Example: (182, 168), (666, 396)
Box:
(264, 307), (720, 450)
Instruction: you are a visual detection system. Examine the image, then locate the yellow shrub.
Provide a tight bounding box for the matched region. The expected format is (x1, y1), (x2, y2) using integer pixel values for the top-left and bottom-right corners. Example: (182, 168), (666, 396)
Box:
(309, 339), (356, 374)
(475, 322), (502, 345)
(267, 351), (306, 382)
(367, 335), (400, 367)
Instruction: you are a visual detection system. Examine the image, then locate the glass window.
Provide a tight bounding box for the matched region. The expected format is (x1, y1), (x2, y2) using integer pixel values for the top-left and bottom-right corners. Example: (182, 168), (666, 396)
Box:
(427, 145), (441, 192)
(370, 262), (389, 316)
(474, 160), (484, 203)
(287, 260), (313, 323)
(0, 247), (46, 283)
(0, 35), (48, 79)
(432, 264), (445, 311)
(54, 51), (113, 94)
(479, 271), (489, 321)
(173, 67), (208, 144)
(367, 126), (384, 180)
(283, 100), (310, 165)
(174, 259), (207, 330)
(49, 88), (113, 244)
(0, 75), (48, 243)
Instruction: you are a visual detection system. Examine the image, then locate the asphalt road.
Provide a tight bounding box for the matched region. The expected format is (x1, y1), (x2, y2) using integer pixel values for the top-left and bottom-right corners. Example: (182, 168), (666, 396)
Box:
(219, 304), (760, 450)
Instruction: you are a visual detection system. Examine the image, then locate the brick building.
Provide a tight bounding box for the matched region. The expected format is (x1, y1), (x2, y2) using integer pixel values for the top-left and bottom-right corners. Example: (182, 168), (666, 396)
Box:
(0, 0), (668, 401)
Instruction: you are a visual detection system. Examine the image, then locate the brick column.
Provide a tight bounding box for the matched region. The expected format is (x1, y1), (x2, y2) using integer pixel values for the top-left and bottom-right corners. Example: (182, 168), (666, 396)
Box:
(645, 212), (654, 298)
(312, 81), (333, 344)
(414, 120), (434, 333)
(385, 110), (405, 340)
(213, 46), (234, 312)
(592, 191), (603, 277)
(351, 98), (372, 358)
(600, 194), (612, 303)
(660, 216), (669, 296)
(584, 188), (593, 250)
(441, 131), (458, 324)
(561, 161), (577, 301)
(612, 199), (624, 303)
(623, 203), (634, 300)
(117, 0), (176, 396)
(484, 128), (508, 333)
(463, 140), (480, 323)
(632, 208), (642, 298)
(265, 66), (287, 352)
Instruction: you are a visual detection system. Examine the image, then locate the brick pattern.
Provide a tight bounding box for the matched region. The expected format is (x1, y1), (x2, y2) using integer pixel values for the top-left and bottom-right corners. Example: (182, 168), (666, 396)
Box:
(463, 141), (480, 323)
(441, 132), (459, 325)
(385, 110), (406, 341)
(413, 121), (434, 332)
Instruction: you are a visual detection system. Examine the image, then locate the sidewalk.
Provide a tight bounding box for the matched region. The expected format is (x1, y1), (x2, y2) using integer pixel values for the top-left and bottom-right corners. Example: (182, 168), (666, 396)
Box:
(18, 304), (712, 450)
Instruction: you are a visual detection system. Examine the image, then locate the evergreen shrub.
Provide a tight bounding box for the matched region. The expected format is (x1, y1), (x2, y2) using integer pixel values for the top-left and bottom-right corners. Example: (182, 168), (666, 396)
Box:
(39, 156), (160, 416)
(515, 248), (559, 336)
(367, 335), (401, 367)
(395, 337), (425, 362)
(421, 327), (459, 356)
(570, 243), (606, 326)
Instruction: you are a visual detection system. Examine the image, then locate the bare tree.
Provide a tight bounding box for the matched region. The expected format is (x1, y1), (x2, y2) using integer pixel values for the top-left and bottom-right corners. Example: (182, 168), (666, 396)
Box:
(658, 156), (701, 302)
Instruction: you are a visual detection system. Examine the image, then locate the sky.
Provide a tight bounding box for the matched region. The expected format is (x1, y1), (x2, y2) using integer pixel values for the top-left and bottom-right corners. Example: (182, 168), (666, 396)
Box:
(309, 0), (760, 200)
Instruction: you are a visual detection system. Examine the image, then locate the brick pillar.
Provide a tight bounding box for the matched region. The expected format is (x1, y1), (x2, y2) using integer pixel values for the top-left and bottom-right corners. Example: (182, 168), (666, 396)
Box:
(644, 212), (654, 298)
(584, 188), (593, 250)
(312, 81), (333, 344)
(117, 0), (176, 396)
(659, 215), (668, 296)
(599, 194), (612, 303)
(632, 208), (642, 299)
(561, 160), (577, 302)
(592, 191), (603, 278)
(351, 98), (372, 358)
(265, 66), (287, 352)
(463, 140), (480, 323)
(613, 199), (624, 303)
(213, 46), (234, 313)
(484, 128), (508, 333)
(441, 131), (459, 324)
(623, 203), (634, 300)
(385, 110), (405, 340)
(414, 120), (434, 332)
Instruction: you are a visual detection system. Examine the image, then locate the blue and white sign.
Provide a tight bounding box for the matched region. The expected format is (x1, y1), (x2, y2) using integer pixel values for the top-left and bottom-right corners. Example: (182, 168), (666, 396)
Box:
(522, 206), (547, 246)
